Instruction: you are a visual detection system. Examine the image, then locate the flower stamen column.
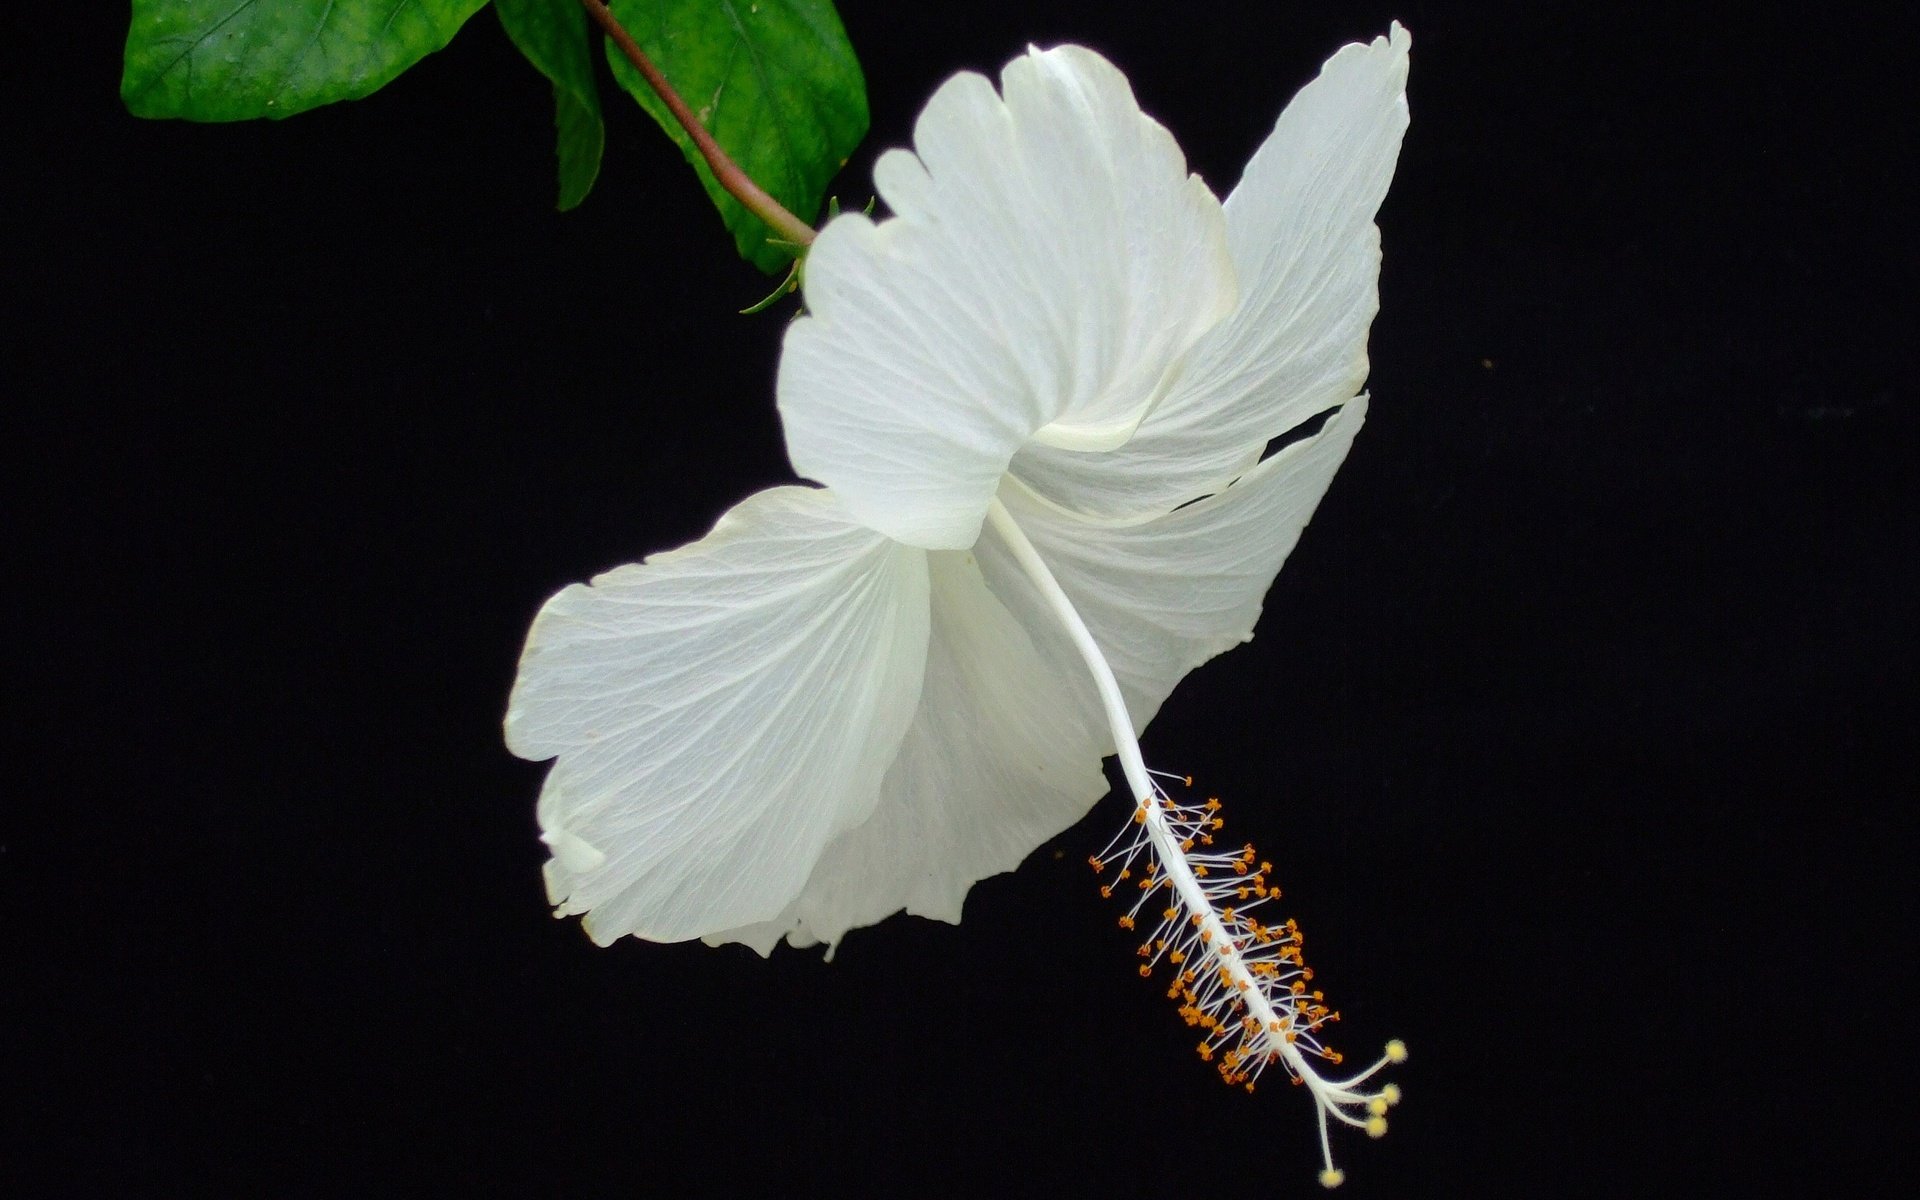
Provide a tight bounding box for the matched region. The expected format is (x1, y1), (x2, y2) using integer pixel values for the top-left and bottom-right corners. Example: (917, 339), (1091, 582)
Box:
(985, 496), (1404, 1187)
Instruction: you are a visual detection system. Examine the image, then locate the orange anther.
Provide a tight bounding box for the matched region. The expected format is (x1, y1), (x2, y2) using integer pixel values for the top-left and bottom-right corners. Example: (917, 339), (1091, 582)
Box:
(1118, 915), (1135, 930)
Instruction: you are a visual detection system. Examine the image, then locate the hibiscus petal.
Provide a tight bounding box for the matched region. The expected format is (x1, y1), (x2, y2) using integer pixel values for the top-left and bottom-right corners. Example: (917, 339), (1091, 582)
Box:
(778, 44), (1236, 551)
(1011, 25), (1409, 519)
(706, 549), (1110, 954)
(708, 400), (1367, 956)
(505, 486), (931, 944)
(987, 398), (1368, 730)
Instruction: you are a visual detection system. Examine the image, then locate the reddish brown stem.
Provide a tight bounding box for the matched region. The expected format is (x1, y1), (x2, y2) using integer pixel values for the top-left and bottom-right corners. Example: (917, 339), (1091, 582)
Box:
(580, 0), (816, 249)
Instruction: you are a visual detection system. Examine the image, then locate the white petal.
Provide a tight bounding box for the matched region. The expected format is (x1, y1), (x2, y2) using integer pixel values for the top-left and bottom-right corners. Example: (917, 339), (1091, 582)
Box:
(989, 398), (1368, 730)
(707, 400), (1366, 957)
(1011, 25), (1409, 518)
(706, 549), (1110, 953)
(778, 44), (1236, 551)
(505, 486), (931, 944)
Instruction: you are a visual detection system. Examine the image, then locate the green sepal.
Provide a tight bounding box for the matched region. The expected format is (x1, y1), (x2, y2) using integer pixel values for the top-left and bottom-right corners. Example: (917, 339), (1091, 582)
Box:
(739, 261), (802, 314)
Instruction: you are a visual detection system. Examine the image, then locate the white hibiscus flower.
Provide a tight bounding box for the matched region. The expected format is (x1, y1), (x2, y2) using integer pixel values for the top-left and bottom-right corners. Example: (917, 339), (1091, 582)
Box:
(508, 23), (1412, 1185)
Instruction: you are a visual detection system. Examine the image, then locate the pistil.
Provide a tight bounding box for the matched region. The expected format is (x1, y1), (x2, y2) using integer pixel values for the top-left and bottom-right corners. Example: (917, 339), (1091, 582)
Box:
(984, 496), (1404, 1187)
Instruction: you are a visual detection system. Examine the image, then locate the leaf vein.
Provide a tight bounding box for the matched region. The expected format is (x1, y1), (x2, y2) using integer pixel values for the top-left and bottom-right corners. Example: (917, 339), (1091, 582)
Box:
(271, 0), (339, 102)
(380, 0), (414, 37)
(128, 0), (262, 105)
(717, 0), (802, 195)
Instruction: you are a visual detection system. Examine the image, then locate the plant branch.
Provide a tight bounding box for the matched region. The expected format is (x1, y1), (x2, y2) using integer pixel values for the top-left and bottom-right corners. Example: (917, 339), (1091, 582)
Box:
(580, 0), (817, 249)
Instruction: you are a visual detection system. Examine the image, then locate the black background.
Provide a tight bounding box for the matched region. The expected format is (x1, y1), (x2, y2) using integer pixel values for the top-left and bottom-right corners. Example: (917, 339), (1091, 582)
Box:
(9, 2), (1914, 1195)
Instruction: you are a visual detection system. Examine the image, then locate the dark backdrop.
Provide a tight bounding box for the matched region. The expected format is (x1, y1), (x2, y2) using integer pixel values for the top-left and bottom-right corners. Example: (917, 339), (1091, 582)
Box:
(9, 2), (1914, 1195)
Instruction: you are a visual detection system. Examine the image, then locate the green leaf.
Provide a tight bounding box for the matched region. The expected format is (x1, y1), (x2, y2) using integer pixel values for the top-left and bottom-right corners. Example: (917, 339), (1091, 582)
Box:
(603, 0), (867, 273)
(122, 0), (488, 121)
(497, 0), (606, 211)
